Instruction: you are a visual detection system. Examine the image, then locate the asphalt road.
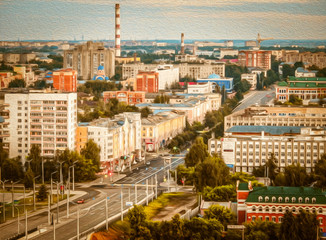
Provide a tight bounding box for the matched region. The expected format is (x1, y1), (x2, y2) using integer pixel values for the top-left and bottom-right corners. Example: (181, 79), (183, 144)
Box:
(30, 153), (186, 240)
(233, 89), (275, 113)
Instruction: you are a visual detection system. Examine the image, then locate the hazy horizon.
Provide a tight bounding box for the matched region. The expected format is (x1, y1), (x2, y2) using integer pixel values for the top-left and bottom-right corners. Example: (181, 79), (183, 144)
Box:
(1, 0), (326, 41)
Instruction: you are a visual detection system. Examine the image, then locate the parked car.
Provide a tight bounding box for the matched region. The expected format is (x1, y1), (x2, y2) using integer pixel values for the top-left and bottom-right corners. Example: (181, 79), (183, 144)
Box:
(77, 199), (85, 204)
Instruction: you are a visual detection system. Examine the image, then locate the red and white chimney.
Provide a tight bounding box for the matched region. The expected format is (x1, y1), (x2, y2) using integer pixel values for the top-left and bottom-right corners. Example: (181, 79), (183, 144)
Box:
(181, 33), (185, 54)
(115, 3), (121, 57)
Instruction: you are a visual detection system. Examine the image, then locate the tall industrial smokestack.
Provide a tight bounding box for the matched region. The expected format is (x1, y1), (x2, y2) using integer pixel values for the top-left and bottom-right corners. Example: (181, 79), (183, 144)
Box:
(181, 33), (185, 54)
(115, 4), (121, 57)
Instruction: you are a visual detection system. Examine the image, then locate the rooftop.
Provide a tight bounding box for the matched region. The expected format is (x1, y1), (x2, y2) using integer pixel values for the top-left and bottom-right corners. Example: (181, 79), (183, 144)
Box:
(246, 185), (326, 204)
(226, 125), (302, 135)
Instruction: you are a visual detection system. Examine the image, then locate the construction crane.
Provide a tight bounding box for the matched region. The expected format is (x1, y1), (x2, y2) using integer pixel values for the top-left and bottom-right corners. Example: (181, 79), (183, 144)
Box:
(256, 33), (273, 48)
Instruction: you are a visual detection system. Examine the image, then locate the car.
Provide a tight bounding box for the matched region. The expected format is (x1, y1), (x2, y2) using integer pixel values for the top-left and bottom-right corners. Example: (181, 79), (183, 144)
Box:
(77, 199), (85, 204)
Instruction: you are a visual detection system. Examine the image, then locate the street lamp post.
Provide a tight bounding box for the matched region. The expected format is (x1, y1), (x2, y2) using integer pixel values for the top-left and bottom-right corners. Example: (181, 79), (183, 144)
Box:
(51, 171), (58, 204)
(59, 161), (64, 186)
(33, 176), (40, 211)
(14, 206), (20, 234)
(53, 181), (60, 223)
(41, 156), (44, 184)
(72, 161), (78, 191)
(67, 166), (73, 218)
(1, 179), (8, 222)
(11, 180), (20, 218)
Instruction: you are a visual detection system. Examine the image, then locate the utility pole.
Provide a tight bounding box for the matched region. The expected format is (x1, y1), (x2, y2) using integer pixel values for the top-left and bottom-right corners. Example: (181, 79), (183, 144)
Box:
(175, 170), (178, 192)
(146, 179), (148, 206)
(11, 180), (20, 217)
(48, 196), (50, 225)
(67, 166), (73, 218)
(1, 179), (8, 222)
(155, 174), (158, 199)
(33, 176), (40, 211)
(51, 171), (57, 204)
(105, 195), (108, 230)
(77, 207), (80, 240)
(25, 210), (27, 240)
(120, 186), (123, 221)
(134, 183), (137, 205)
(53, 214), (56, 240)
(72, 161), (78, 191)
(41, 156), (44, 184)
(14, 206), (20, 234)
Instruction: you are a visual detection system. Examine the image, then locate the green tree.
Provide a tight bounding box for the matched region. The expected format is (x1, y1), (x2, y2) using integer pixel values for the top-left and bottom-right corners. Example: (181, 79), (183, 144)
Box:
(195, 155), (230, 191)
(9, 79), (26, 88)
(80, 139), (101, 172)
(204, 205), (236, 228)
(37, 184), (48, 201)
(282, 64), (295, 79)
(245, 220), (279, 240)
(315, 154), (326, 188)
(127, 205), (152, 240)
(26, 145), (42, 177)
(140, 107), (152, 118)
(279, 211), (319, 240)
(176, 164), (195, 185)
(203, 185), (236, 202)
(283, 164), (309, 186)
(1, 157), (24, 181)
(185, 137), (208, 167)
(24, 167), (34, 188)
(274, 172), (287, 186)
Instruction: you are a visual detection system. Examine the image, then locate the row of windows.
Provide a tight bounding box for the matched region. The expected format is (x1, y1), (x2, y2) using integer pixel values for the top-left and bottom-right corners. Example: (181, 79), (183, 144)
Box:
(251, 206), (322, 214)
(257, 196), (316, 203)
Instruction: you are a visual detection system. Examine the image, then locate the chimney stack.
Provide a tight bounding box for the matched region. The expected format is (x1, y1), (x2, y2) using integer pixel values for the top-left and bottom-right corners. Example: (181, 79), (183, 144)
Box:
(181, 33), (185, 54)
(115, 4), (121, 57)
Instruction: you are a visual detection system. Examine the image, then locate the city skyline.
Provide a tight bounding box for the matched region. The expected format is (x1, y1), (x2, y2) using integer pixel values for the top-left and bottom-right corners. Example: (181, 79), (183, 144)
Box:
(0, 0), (326, 41)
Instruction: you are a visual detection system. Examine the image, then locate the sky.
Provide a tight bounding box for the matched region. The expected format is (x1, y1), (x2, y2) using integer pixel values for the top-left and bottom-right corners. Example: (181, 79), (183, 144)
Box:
(0, 0), (326, 41)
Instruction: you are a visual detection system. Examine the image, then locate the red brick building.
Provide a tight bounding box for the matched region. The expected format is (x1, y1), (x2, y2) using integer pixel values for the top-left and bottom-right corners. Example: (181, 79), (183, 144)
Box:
(136, 71), (159, 93)
(238, 50), (272, 70)
(237, 181), (326, 232)
(103, 91), (145, 105)
(53, 68), (77, 92)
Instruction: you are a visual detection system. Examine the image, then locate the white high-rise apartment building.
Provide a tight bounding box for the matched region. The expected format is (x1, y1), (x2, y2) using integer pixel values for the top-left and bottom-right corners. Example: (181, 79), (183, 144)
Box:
(4, 90), (77, 163)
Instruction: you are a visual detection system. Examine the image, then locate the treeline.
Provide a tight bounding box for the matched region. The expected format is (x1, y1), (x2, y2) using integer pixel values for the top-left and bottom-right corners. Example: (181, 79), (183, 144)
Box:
(0, 140), (101, 187)
(253, 153), (326, 188)
(118, 203), (319, 240)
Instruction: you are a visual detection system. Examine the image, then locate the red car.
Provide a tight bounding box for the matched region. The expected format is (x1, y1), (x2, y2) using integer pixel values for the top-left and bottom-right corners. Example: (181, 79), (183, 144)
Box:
(77, 199), (85, 204)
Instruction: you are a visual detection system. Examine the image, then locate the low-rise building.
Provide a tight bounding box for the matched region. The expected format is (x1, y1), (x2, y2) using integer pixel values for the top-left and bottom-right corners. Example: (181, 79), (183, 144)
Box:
(220, 49), (239, 59)
(197, 73), (233, 93)
(208, 126), (326, 173)
(295, 67), (318, 78)
(76, 112), (141, 172)
(224, 105), (326, 132)
(137, 94), (221, 124)
(187, 82), (213, 94)
(241, 73), (257, 90)
(141, 111), (186, 152)
(237, 182), (326, 233)
(276, 76), (326, 103)
(178, 62), (225, 79)
(103, 90), (145, 105)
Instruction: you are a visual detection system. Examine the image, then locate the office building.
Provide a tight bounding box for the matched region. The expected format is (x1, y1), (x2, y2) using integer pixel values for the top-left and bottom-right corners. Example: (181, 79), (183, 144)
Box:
(208, 126), (326, 173)
(224, 105), (326, 132)
(63, 41), (115, 80)
(238, 50), (272, 70)
(53, 69), (77, 92)
(178, 62), (225, 79)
